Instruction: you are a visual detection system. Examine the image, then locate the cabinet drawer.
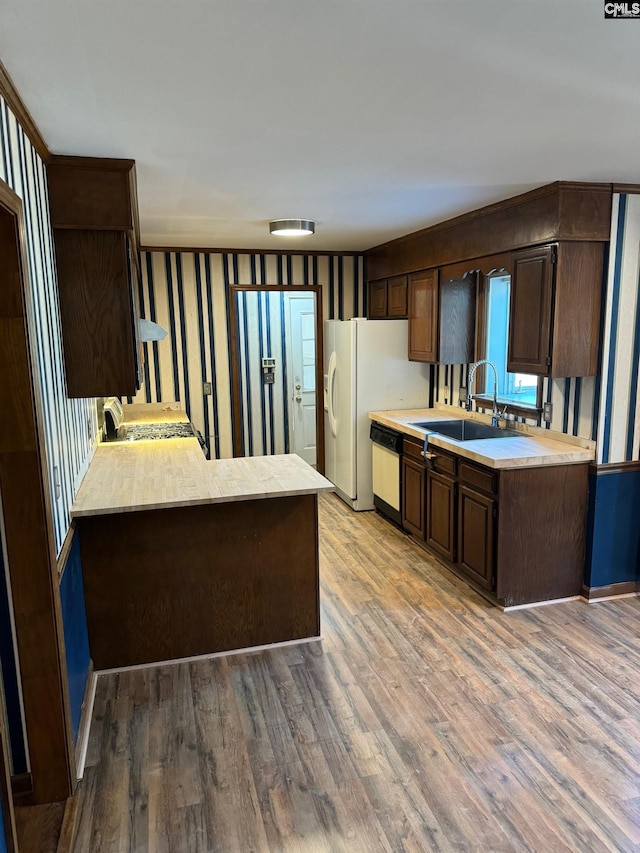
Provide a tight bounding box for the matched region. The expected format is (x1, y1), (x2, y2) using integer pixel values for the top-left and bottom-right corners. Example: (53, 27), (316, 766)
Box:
(458, 461), (497, 496)
(430, 449), (456, 477)
(403, 436), (426, 463)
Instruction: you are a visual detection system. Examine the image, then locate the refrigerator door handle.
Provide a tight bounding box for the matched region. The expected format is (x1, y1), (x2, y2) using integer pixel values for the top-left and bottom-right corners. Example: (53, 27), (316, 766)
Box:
(327, 350), (337, 437)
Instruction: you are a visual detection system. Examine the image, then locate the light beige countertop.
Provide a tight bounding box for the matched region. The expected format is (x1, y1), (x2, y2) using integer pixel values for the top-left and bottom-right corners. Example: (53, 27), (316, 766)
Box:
(74, 403), (333, 517)
(368, 406), (595, 470)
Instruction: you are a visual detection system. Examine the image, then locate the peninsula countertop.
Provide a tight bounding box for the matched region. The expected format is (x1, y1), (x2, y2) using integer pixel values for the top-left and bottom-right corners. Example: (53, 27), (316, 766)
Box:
(72, 437), (334, 518)
(368, 407), (595, 469)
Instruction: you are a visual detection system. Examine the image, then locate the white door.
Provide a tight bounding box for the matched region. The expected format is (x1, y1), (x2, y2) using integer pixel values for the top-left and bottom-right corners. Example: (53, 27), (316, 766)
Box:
(285, 294), (317, 466)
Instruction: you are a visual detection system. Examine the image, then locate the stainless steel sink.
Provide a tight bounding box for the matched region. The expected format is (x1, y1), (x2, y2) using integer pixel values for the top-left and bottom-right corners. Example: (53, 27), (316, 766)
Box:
(412, 419), (523, 441)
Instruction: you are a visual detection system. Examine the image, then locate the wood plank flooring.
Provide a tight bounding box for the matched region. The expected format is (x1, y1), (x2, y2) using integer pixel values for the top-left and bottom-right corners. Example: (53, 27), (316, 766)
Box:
(15, 801), (65, 852)
(72, 493), (640, 852)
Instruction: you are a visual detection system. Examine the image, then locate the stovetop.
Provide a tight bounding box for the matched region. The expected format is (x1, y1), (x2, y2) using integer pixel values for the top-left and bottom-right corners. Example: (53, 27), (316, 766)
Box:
(111, 422), (196, 442)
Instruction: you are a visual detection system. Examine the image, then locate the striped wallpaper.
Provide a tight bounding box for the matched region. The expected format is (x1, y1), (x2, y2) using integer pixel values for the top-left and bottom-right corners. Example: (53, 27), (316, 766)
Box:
(132, 251), (365, 458)
(0, 96), (96, 554)
(596, 193), (640, 464)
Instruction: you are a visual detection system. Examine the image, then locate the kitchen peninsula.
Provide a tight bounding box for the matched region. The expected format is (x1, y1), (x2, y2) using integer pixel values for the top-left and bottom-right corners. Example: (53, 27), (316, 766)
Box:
(72, 405), (334, 669)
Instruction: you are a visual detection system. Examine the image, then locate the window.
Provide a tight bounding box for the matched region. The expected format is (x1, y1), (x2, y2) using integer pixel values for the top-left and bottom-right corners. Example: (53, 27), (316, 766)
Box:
(481, 272), (540, 409)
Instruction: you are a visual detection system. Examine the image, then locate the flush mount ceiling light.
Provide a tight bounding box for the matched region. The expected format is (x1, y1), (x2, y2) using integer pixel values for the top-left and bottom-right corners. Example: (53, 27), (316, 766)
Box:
(269, 219), (315, 237)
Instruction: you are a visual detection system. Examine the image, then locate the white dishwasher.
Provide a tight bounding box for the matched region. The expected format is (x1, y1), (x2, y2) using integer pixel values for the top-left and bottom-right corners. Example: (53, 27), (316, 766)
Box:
(370, 422), (404, 526)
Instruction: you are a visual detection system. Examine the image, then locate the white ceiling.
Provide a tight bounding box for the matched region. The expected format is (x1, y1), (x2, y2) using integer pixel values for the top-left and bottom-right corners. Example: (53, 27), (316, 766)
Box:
(1, 0), (639, 252)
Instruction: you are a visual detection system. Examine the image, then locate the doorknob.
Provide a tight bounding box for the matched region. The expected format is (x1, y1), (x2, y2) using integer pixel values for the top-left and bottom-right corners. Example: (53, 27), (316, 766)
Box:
(295, 395), (302, 402)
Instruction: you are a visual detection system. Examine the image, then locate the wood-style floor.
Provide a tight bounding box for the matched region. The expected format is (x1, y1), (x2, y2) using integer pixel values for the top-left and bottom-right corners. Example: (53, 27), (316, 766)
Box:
(15, 801), (66, 852)
(72, 493), (640, 852)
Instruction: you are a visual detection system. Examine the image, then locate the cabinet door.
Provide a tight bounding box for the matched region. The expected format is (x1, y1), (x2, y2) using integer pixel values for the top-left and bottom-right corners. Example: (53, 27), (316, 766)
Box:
(54, 229), (140, 397)
(438, 274), (477, 364)
(408, 270), (438, 362)
(387, 275), (408, 317)
(457, 486), (496, 591)
(507, 245), (554, 375)
(426, 470), (456, 561)
(402, 456), (425, 539)
(368, 280), (388, 318)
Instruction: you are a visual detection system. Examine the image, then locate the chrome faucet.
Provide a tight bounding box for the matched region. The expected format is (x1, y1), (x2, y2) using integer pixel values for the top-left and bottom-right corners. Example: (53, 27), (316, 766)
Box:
(466, 359), (501, 427)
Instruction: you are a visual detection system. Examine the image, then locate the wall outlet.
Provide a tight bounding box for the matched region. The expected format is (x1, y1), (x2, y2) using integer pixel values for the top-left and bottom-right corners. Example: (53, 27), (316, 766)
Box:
(542, 401), (553, 423)
(459, 386), (468, 404)
(203, 381), (212, 396)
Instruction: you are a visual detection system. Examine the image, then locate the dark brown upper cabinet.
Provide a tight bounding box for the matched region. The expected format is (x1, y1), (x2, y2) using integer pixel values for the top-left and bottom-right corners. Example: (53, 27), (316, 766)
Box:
(508, 242), (604, 377)
(47, 155), (139, 232)
(48, 156), (142, 398)
(368, 279), (388, 318)
(507, 245), (554, 375)
(54, 231), (141, 397)
(367, 275), (407, 319)
(408, 267), (476, 364)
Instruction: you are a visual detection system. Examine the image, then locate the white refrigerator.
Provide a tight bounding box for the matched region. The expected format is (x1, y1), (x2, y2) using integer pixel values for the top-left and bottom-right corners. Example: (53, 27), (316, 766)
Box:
(324, 318), (430, 510)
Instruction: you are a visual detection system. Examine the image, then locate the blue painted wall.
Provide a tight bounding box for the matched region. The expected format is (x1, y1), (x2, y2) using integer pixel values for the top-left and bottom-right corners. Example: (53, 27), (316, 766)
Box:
(0, 803), (6, 853)
(59, 533), (91, 742)
(585, 467), (640, 588)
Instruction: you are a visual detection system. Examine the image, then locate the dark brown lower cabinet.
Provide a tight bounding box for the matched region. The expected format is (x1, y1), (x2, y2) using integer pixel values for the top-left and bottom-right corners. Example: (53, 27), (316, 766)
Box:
(426, 470), (456, 562)
(402, 456), (425, 538)
(395, 431), (588, 606)
(457, 485), (495, 592)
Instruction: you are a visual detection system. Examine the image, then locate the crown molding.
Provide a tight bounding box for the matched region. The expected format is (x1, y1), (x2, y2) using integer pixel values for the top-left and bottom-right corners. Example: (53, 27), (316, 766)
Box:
(140, 245), (364, 258)
(0, 60), (50, 163)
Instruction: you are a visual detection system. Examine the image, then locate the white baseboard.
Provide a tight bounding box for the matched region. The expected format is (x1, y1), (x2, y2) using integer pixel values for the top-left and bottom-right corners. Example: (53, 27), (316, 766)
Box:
(75, 667), (98, 780)
(502, 595), (581, 612)
(95, 635), (323, 677)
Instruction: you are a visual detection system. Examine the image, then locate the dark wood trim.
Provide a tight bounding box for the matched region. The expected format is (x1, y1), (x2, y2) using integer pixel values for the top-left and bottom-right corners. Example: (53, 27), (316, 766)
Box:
(48, 154), (135, 172)
(0, 178), (76, 802)
(228, 284), (325, 474)
(10, 772), (33, 807)
(366, 182), (612, 280)
(581, 581), (639, 600)
(0, 61), (49, 163)
(612, 183), (640, 194)
(590, 459), (640, 475)
(141, 245), (363, 258)
(56, 519), (77, 580)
